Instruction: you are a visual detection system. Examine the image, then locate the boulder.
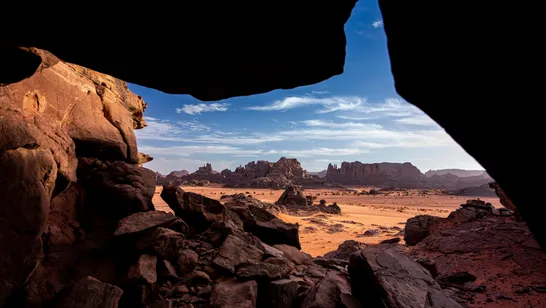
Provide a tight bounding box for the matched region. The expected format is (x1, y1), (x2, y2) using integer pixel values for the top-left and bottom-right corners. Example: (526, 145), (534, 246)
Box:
(213, 235), (264, 274)
(161, 185), (243, 233)
(273, 244), (312, 265)
(77, 157), (156, 225)
(114, 211), (178, 236)
(301, 270), (357, 308)
(56, 276), (123, 308)
(135, 227), (186, 262)
(266, 279), (299, 308)
(243, 205), (301, 249)
(404, 215), (442, 245)
(349, 246), (461, 307)
(128, 254), (157, 285)
(276, 186), (308, 207)
(236, 257), (295, 281)
(323, 240), (366, 261)
(210, 279), (258, 308)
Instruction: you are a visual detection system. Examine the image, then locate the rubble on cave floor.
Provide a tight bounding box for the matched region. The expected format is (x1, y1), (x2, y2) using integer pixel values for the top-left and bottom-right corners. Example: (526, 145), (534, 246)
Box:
(402, 199), (546, 308)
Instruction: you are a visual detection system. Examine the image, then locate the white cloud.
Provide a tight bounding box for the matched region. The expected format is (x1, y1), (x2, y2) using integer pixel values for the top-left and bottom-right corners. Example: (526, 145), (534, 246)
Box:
(135, 118), (184, 140)
(395, 115), (438, 126)
(311, 90), (331, 95)
(372, 20), (384, 28)
(300, 119), (383, 129)
(267, 148), (369, 157)
(144, 116), (158, 121)
(246, 96), (366, 113)
(176, 103), (229, 115)
(337, 115), (379, 120)
(177, 120), (211, 132)
(139, 145), (262, 156)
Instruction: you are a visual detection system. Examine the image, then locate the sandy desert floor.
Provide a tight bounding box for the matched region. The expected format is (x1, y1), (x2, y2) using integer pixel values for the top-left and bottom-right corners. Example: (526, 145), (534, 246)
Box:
(153, 185), (501, 257)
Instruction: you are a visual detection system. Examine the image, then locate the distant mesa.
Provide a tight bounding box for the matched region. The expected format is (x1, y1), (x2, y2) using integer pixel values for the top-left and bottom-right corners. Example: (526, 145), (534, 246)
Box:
(159, 159), (493, 190)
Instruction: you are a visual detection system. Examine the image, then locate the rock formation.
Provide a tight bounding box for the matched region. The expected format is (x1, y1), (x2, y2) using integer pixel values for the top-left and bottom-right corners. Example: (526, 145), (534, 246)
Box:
(276, 187), (342, 215)
(325, 161), (493, 190)
(164, 157), (322, 189)
(425, 169), (489, 178)
(0, 48), (155, 307)
(489, 181), (518, 213)
(325, 161), (426, 187)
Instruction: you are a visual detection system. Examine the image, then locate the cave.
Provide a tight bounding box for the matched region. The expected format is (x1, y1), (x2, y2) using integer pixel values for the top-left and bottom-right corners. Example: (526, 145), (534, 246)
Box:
(1, 1), (542, 307)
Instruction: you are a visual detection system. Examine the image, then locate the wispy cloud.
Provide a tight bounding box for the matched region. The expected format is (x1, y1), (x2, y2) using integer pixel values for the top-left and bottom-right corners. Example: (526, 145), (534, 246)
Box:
(395, 115), (438, 126)
(144, 116), (158, 121)
(176, 103), (229, 115)
(246, 96), (365, 113)
(311, 90), (331, 95)
(267, 148), (369, 157)
(139, 145), (263, 157)
(176, 120), (211, 132)
(299, 119), (383, 129)
(137, 115), (452, 148)
(372, 20), (383, 28)
(337, 115), (379, 120)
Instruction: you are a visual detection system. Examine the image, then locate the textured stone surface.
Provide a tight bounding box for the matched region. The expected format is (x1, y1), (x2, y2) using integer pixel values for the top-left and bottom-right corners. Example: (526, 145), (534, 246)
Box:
(210, 279), (258, 308)
(349, 246), (461, 307)
(56, 276), (123, 308)
(115, 211), (177, 236)
(326, 161), (425, 187)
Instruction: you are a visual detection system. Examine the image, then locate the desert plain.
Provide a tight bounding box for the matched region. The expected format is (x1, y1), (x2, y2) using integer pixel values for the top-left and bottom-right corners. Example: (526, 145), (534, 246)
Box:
(153, 185), (501, 257)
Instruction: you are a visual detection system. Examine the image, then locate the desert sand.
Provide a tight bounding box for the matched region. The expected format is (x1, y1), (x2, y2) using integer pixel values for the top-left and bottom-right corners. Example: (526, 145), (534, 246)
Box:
(153, 185), (501, 257)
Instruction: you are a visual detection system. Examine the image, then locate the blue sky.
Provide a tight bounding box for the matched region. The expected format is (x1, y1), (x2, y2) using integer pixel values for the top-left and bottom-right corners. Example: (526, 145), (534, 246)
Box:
(130, 0), (483, 174)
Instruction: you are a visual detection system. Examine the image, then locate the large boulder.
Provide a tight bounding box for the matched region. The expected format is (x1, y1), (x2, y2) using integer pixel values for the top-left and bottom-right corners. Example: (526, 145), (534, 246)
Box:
(404, 215), (442, 245)
(276, 186), (308, 208)
(161, 185), (243, 233)
(349, 246), (461, 307)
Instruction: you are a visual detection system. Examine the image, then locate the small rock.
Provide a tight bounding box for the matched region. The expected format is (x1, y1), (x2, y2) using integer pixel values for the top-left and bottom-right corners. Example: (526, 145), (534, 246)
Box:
(170, 284), (190, 297)
(210, 279), (258, 308)
(362, 229), (381, 237)
(177, 249), (199, 274)
(380, 237), (401, 244)
(273, 244), (312, 265)
(260, 242), (285, 258)
(197, 285), (212, 296)
(151, 298), (173, 308)
(236, 257), (295, 281)
(415, 257), (438, 278)
(114, 211), (178, 236)
(128, 254), (157, 285)
(437, 272), (477, 288)
(159, 259), (179, 280)
(190, 270), (211, 286)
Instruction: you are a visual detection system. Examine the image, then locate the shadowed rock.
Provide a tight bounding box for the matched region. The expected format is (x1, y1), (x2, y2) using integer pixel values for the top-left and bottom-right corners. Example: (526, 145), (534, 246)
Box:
(210, 279), (258, 308)
(114, 211), (178, 236)
(349, 246), (461, 307)
(56, 276), (123, 308)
